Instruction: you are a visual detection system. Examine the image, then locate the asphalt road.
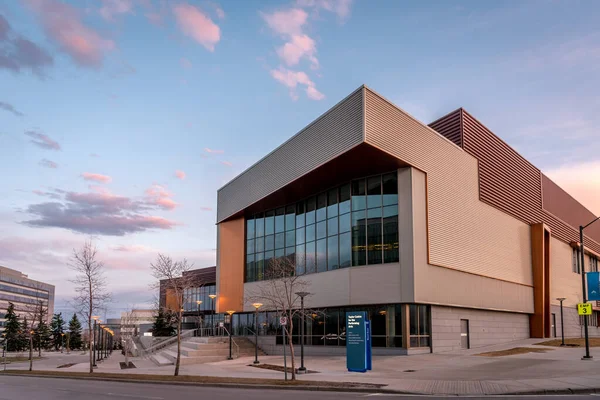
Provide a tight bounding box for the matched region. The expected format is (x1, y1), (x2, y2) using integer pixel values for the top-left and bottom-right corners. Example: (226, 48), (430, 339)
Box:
(0, 375), (598, 400)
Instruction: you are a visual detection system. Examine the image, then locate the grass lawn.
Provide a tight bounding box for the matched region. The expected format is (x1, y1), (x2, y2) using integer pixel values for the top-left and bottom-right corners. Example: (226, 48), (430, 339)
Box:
(475, 347), (551, 357)
(0, 370), (386, 388)
(536, 338), (600, 347)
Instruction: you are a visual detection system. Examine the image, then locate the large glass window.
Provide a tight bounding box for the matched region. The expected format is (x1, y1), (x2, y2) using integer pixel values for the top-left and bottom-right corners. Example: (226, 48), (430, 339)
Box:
(409, 304), (430, 348)
(245, 172), (400, 282)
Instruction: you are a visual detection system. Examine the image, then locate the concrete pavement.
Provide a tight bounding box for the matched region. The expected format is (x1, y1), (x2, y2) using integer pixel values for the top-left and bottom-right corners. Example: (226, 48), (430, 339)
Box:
(3, 339), (600, 395)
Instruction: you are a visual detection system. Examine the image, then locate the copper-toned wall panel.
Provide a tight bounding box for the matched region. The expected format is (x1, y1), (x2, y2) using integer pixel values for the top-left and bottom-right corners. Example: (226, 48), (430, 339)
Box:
(217, 217), (245, 313)
(428, 108), (463, 148)
(530, 223), (551, 338)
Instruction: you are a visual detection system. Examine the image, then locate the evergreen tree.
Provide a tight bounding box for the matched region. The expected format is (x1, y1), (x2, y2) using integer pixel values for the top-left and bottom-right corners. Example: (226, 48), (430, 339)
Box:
(151, 309), (175, 337)
(50, 313), (66, 351)
(19, 317), (30, 352)
(34, 320), (52, 352)
(68, 313), (83, 350)
(3, 302), (21, 352)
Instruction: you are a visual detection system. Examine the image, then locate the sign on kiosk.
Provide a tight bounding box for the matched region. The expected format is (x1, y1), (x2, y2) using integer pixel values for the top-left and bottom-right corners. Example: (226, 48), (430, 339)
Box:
(346, 311), (372, 373)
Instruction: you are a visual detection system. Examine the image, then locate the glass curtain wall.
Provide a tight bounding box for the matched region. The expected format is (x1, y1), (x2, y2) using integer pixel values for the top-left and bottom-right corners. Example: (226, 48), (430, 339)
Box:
(182, 284), (216, 312)
(246, 172), (399, 282)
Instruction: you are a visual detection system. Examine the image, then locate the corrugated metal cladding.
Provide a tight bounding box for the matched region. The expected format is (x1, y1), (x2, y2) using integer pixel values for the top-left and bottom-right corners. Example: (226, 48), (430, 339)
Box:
(216, 88), (364, 223)
(428, 108), (462, 147)
(364, 88), (533, 286)
(430, 108), (600, 255)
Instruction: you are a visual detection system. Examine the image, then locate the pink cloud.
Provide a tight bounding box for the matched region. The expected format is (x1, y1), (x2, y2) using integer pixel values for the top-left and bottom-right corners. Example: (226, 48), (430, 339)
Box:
(24, 130), (61, 150)
(261, 8), (308, 36)
(146, 12), (163, 25)
(145, 184), (178, 210)
(270, 66), (324, 100)
(200, 206), (212, 211)
(180, 57), (192, 69)
(81, 172), (112, 183)
(204, 147), (224, 154)
(221, 161), (232, 167)
(24, 0), (115, 67)
(173, 3), (221, 51)
(112, 244), (156, 253)
(99, 0), (134, 21)
(297, 0), (352, 20)
(175, 170), (186, 180)
(277, 34), (318, 68)
(215, 6), (225, 19)
(306, 85), (325, 100)
(39, 158), (58, 168)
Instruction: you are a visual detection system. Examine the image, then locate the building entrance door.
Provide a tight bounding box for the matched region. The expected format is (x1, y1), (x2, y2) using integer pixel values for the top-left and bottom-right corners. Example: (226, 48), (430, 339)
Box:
(551, 313), (556, 337)
(460, 319), (469, 349)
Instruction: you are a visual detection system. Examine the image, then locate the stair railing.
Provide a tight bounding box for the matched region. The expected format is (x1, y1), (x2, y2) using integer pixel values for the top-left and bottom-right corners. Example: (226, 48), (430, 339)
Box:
(139, 329), (195, 358)
(221, 326), (240, 359)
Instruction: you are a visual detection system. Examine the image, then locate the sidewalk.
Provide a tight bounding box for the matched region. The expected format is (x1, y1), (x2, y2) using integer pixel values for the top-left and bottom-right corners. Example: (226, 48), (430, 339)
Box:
(4, 339), (600, 395)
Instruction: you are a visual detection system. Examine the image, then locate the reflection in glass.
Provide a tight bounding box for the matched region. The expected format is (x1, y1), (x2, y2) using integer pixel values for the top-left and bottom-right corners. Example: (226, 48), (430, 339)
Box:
(306, 197), (316, 225)
(367, 176), (382, 208)
(316, 238), (327, 273)
(275, 233), (285, 249)
(382, 173), (398, 206)
(327, 236), (338, 270)
(339, 232), (351, 268)
(328, 216), (338, 236)
(296, 202), (305, 228)
(317, 193), (327, 222)
(305, 241), (316, 274)
(265, 211), (275, 235)
(246, 239), (254, 255)
(306, 223), (316, 242)
(295, 244), (305, 275)
(246, 253), (255, 282)
(316, 220), (327, 240)
(296, 227), (305, 245)
(285, 230), (295, 247)
(247, 218), (255, 239)
(351, 179), (366, 211)
(255, 214), (264, 237)
(352, 210), (366, 266)
(265, 234), (274, 251)
(285, 205), (295, 231)
(339, 184), (351, 214)
(275, 207), (285, 233)
(327, 189), (338, 218)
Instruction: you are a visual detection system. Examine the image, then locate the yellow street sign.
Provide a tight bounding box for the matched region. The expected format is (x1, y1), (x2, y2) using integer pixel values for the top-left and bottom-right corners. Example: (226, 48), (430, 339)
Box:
(578, 303), (592, 316)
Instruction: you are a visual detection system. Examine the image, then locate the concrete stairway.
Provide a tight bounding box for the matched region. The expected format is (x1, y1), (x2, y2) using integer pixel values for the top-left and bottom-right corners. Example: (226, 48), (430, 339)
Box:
(150, 336), (265, 366)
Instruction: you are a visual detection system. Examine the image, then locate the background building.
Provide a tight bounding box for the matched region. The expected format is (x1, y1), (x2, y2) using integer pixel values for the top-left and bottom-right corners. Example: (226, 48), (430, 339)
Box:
(0, 266), (55, 332)
(215, 85), (600, 354)
(120, 309), (155, 339)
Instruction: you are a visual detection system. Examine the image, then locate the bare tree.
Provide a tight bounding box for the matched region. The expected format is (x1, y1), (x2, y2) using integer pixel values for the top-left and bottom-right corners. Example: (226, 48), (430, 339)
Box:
(150, 254), (196, 376)
(69, 241), (111, 374)
(24, 283), (50, 370)
(246, 256), (312, 381)
(120, 306), (138, 366)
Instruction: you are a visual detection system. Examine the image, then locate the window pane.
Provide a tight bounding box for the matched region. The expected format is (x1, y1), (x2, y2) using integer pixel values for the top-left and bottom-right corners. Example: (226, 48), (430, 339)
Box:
(295, 244), (305, 275)
(367, 176), (382, 208)
(409, 305), (418, 335)
(286, 205), (295, 231)
(296, 202), (305, 228)
(265, 234), (274, 251)
(367, 214), (382, 265)
(316, 221), (327, 240)
(316, 238), (327, 272)
(256, 252), (264, 281)
(351, 179), (366, 211)
(419, 306), (429, 336)
(383, 205), (398, 218)
(306, 241), (316, 274)
(265, 211), (275, 235)
(306, 197), (316, 225)
(382, 172), (398, 206)
(339, 212), (351, 233)
(275, 248), (285, 266)
(264, 250), (274, 278)
(383, 214), (399, 263)
(339, 232), (351, 268)
(306, 223), (316, 242)
(255, 214), (264, 237)
(246, 254), (255, 282)
(296, 227), (305, 245)
(339, 184), (351, 214)
(255, 236), (265, 252)
(286, 246), (295, 256)
(352, 210), (367, 266)
(247, 218), (255, 239)
(327, 236), (338, 270)
(368, 207), (382, 218)
(317, 193), (327, 222)
(246, 239), (254, 255)
(275, 233), (285, 249)
(286, 230), (295, 247)
(275, 207), (285, 233)
(327, 189), (338, 217)
(328, 216), (338, 236)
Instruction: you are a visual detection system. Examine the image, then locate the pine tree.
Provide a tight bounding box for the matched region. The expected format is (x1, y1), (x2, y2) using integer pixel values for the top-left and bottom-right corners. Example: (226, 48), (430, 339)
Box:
(50, 313), (66, 351)
(35, 320), (52, 353)
(4, 303), (21, 352)
(20, 317), (30, 352)
(151, 309), (175, 337)
(68, 313), (83, 350)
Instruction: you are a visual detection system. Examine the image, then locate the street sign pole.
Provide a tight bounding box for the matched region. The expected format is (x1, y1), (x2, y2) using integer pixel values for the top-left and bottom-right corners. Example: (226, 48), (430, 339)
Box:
(280, 316), (287, 381)
(580, 226), (592, 360)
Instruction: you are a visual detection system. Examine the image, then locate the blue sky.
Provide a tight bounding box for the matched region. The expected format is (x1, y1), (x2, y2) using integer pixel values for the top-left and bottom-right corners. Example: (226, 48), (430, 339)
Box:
(1, 0), (599, 317)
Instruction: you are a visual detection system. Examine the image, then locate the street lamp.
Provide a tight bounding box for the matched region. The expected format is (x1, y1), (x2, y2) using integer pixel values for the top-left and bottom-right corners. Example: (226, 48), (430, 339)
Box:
(556, 298), (566, 346)
(295, 291), (310, 373)
(196, 300), (203, 336)
(252, 303), (263, 364)
(226, 310), (235, 360)
(60, 333), (65, 354)
(209, 294), (217, 336)
(579, 216), (600, 360)
(92, 316), (99, 367)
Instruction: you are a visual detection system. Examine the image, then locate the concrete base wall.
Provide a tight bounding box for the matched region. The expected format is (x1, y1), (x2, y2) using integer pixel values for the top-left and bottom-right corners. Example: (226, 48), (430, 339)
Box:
(431, 305), (530, 353)
(551, 305), (600, 339)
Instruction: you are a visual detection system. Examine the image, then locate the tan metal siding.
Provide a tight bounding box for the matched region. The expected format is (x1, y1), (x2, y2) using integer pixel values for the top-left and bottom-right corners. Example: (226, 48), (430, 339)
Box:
(428, 109), (463, 147)
(550, 236), (584, 308)
(364, 88), (533, 286)
(217, 88), (364, 223)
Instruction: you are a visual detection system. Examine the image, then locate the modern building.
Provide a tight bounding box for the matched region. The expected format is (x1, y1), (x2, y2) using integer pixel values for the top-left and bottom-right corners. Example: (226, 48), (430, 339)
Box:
(120, 309), (155, 339)
(0, 266), (55, 332)
(214, 85), (600, 354)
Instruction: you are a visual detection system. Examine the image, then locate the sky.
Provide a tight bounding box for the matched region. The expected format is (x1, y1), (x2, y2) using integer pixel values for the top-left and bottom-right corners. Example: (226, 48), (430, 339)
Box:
(1, 0), (600, 318)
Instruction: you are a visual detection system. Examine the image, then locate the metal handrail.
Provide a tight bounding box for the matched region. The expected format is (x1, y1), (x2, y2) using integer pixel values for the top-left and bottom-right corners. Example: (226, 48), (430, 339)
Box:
(221, 326), (239, 359)
(140, 330), (195, 357)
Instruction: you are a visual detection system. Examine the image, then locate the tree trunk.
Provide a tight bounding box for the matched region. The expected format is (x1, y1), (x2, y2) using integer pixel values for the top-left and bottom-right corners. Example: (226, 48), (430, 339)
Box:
(288, 317), (296, 381)
(29, 335), (33, 371)
(174, 312), (181, 376)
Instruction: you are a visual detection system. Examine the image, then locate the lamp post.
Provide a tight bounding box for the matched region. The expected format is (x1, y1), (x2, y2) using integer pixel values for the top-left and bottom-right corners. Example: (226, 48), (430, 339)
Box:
(92, 316), (99, 367)
(295, 291), (310, 373)
(556, 298), (566, 346)
(579, 216), (600, 360)
(60, 333), (65, 354)
(209, 294), (217, 336)
(226, 310), (235, 360)
(252, 303), (263, 364)
(196, 300), (203, 336)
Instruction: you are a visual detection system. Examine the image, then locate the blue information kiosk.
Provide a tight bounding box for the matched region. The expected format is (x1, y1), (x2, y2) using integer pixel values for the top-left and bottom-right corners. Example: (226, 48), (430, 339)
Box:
(346, 311), (372, 373)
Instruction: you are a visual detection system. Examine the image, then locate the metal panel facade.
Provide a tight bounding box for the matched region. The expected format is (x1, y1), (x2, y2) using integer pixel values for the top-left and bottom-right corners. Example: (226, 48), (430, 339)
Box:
(217, 88), (364, 223)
